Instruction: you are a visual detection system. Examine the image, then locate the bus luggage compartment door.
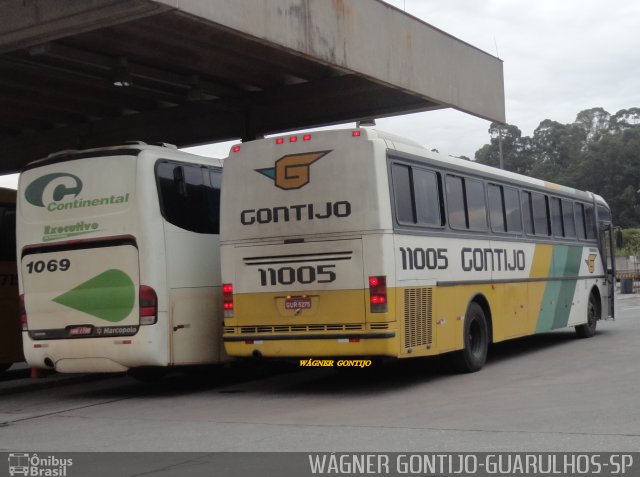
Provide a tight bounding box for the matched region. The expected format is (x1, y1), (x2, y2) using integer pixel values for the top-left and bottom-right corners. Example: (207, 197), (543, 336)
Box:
(232, 238), (366, 326)
(21, 243), (141, 342)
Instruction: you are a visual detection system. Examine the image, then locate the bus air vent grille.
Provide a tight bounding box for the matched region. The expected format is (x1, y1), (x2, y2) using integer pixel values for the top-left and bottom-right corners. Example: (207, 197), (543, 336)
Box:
(403, 287), (433, 349)
(370, 323), (389, 330)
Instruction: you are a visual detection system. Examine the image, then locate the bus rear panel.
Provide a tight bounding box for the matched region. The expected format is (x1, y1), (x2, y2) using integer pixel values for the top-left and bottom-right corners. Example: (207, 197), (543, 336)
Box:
(221, 130), (400, 358)
(18, 145), (225, 373)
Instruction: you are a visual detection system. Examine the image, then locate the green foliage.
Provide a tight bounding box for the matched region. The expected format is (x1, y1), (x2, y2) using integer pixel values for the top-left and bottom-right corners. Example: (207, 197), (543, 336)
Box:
(620, 228), (640, 257)
(475, 108), (640, 227)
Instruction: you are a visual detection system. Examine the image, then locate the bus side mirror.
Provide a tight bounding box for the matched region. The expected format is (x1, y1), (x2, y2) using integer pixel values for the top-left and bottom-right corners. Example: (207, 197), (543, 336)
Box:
(616, 229), (624, 248)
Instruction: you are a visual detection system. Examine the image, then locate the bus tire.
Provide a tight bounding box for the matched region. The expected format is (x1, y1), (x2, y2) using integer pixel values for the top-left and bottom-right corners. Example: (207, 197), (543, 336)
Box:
(575, 292), (599, 338)
(451, 302), (489, 373)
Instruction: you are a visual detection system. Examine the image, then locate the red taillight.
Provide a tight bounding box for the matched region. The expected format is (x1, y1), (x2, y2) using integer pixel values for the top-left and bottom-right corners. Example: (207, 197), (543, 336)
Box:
(232, 145), (241, 153)
(139, 285), (157, 325)
(19, 294), (28, 330)
(223, 283), (234, 317)
(369, 275), (387, 313)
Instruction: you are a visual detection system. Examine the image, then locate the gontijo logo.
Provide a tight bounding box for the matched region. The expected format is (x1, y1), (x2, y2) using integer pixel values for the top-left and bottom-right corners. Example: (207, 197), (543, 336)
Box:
(585, 253), (597, 273)
(255, 150), (331, 190)
(25, 173), (83, 207)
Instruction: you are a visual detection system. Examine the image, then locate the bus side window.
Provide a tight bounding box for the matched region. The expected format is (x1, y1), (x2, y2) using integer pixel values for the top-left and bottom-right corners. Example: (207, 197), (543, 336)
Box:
(550, 197), (563, 237)
(412, 168), (443, 226)
(531, 192), (550, 236)
(562, 199), (576, 238)
(522, 191), (534, 235)
(488, 184), (505, 232)
(503, 186), (522, 233)
(575, 202), (587, 240)
(445, 175), (466, 229)
(446, 175), (487, 231)
(490, 184), (522, 234)
(391, 164), (415, 224)
(465, 178), (487, 231)
(585, 204), (596, 240)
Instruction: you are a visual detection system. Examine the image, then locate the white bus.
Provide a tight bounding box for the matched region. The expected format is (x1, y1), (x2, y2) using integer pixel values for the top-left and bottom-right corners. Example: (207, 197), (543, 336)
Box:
(17, 142), (225, 376)
(220, 128), (615, 372)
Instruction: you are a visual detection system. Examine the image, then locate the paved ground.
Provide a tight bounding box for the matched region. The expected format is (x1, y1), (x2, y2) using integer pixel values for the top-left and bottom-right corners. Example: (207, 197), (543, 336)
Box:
(0, 294), (639, 453)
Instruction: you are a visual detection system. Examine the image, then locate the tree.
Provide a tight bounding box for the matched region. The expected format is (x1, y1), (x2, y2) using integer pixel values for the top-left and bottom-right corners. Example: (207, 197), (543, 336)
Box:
(475, 122), (534, 174)
(473, 107), (640, 227)
(574, 107), (610, 144)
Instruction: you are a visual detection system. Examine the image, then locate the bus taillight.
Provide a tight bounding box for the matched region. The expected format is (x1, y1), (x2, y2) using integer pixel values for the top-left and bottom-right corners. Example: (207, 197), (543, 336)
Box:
(369, 276), (387, 313)
(19, 294), (28, 330)
(223, 283), (234, 317)
(139, 286), (157, 325)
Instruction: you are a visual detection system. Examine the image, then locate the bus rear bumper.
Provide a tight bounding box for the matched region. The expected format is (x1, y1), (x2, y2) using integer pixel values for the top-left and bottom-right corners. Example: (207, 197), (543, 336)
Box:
(223, 331), (398, 358)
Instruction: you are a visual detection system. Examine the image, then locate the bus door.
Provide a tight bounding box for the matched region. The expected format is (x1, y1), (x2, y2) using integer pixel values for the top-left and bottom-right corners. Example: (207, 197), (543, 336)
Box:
(600, 223), (615, 319)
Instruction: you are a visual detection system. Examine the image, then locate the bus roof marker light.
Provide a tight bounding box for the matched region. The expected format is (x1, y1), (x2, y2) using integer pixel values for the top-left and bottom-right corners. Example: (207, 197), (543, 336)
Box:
(352, 130), (361, 137)
(289, 136), (298, 142)
(303, 134), (312, 141)
(232, 145), (241, 153)
(276, 138), (284, 145)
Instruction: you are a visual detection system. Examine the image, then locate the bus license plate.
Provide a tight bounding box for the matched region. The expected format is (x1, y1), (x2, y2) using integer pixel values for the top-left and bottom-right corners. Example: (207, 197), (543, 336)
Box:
(69, 326), (93, 336)
(285, 296), (312, 310)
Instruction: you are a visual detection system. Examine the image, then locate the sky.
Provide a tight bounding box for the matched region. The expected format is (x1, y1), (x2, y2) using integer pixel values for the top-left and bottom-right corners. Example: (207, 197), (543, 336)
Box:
(2, 0), (639, 188)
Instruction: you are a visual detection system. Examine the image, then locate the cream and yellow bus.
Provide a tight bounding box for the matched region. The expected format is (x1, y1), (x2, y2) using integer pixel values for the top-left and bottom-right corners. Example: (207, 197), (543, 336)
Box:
(17, 143), (225, 377)
(0, 187), (23, 372)
(220, 128), (615, 372)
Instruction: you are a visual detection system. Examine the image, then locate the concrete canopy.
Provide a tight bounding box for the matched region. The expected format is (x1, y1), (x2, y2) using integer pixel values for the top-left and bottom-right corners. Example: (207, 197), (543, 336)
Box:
(0, 0), (505, 172)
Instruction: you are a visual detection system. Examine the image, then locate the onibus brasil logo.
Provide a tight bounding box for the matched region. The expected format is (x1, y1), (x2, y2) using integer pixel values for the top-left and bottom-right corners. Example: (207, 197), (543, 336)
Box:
(255, 150), (331, 190)
(8, 453), (73, 476)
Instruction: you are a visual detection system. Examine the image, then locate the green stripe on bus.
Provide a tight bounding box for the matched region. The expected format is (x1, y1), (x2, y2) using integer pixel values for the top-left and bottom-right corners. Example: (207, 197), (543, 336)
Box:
(53, 269), (135, 323)
(536, 246), (583, 332)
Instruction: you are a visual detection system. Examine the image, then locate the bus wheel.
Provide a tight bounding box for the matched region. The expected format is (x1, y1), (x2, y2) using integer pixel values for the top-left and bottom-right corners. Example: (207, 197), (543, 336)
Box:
(451, 302), (489, 373)
(575, 292), (599, 338)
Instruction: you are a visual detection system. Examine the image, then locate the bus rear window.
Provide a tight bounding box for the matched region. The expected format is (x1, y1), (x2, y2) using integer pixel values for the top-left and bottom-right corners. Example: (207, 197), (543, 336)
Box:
(156, 161), (221, 234)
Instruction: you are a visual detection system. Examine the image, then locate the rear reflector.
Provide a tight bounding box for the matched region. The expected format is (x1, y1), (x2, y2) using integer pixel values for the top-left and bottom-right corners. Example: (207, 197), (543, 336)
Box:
(369, 275), (387, 313)
(139, 285), (157, 325)
(19, 294), (27, 331)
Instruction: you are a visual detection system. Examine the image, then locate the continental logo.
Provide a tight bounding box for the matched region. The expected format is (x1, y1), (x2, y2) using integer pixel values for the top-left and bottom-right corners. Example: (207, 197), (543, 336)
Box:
(24, 172), (129, 212)
(255, 150), (331, 190)
(25, 173), (83, 207)
(585, 253), (597, 273)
